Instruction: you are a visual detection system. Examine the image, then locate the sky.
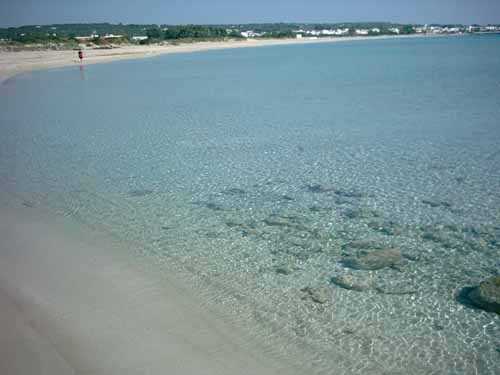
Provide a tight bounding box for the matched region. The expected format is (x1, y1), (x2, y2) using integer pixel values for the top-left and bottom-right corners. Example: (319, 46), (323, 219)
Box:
(1, 0), (500, 27)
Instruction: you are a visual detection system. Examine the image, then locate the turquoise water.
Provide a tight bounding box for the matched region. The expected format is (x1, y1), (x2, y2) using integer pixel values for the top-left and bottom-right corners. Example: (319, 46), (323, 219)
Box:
(1, 35), (499, 374)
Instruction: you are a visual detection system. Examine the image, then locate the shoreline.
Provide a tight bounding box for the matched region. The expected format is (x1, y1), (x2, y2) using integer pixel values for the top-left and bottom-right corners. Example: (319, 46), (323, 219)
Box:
(0, 193), (302, 374)
(0, 34), (451, 83)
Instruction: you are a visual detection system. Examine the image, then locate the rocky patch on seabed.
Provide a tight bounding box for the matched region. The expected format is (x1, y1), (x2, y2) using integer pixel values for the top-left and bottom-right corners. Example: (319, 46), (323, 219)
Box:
(461, 276), (500, 314)
(331, 274), (373, 292)
(342, 248), (402, 271)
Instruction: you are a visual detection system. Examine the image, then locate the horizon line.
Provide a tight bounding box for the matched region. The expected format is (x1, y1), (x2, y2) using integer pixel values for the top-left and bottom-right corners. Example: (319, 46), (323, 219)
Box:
(2, 20), (500, 29)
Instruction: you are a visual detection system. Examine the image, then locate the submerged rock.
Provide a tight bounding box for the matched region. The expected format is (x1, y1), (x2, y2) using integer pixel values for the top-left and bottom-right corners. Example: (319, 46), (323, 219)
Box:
(221, 187), (246, 195)
(331, 274), (372, 291)
(466, 276), (500, 314)
(422, 199), (452, 209)
(343, 240), (384, 250)
(342, 248), (402, 271)
(344, 207), (381, 220)
(334, 189), (364, 199)
(275, 265), (294, 275)
(421, 229), (456, 249)
(305, 184), (335, 194)
(368, 220), (402, 236)
(22, 200), (35, 208)
(300, 286), (330, 304)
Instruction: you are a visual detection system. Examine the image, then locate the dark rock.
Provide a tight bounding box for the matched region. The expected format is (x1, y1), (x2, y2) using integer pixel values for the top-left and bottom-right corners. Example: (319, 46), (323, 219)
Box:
(275, 265), (293, 275)
(275, 260), (299, 275)
(422, 230), (455, 248)
(263, 217), (290, 227)
(281, 195), (294, 201)
(466, 276), (500, 314)
(422, 199), (452, 209)
(331, 274), (372, 291)
(432, 323), (445, 331)
(335, 189), (364, 199)
(305, 184), (335, 193)
(309, 205), (323, 212)
(225, 220), (245, 228)
(205, 202), (225, 211)
(22, 200), (35, 208)
(368, 220), (402, 236)
(344, 207), (381, 220)
(342, 248), (402, 271)
(221, 188), (246, 195)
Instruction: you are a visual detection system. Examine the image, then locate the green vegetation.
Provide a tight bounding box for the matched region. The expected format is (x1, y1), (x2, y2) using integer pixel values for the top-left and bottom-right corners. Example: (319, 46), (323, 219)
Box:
(1, 22), (496, 48)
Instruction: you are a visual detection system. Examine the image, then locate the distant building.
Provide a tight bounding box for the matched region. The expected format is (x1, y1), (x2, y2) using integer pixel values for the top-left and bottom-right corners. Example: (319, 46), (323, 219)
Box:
(320, 29), (336, 36)
(240, 30), (264, 38)
(296, 34), (303, 39)
(103, 34), (124, 39)
(371, 28), (381, 33)
(389, 27), (400, 34)
(335, 28), (349, 36)
(132, 36), (148, 41)
(355, 29), (369, 35)
(74, 33), (99, 41)
(429, 26), (443, 34)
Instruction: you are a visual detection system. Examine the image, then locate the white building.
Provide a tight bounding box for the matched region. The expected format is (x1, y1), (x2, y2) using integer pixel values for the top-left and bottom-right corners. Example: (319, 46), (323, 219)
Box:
(74, 33), (99, 41)
(335, 28), (350, 36)
(355, 29), (369, 35)
(320, 29), (336, 36)
(241, 30), (264, 38)
(371, 28), (381, 33)
(429, 26), (443, 34)
(389, 27), (400, 34)
(103, 34), (124, 39)
(132, 36), (148, 41)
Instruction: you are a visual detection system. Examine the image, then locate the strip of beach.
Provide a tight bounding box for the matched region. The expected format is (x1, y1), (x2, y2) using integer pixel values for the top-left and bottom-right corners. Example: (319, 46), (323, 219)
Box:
(0, 34), (444, 83)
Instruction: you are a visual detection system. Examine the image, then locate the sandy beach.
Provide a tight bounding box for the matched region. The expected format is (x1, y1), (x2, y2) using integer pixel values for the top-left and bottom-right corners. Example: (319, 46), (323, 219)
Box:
(0, 193), (302, 375)
(0, 34), (441, 83)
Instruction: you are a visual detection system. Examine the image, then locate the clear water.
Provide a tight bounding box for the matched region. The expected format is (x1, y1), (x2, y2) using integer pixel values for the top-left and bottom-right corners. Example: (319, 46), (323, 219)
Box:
(1, 35), (499, 374)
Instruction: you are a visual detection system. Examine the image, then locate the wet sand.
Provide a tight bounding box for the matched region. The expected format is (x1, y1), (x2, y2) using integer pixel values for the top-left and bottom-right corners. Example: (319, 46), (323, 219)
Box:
(0, 195), (299, 375)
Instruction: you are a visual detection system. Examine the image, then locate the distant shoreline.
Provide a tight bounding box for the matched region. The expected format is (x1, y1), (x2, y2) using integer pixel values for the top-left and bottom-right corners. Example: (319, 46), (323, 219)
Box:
(0, 33), (455, 84)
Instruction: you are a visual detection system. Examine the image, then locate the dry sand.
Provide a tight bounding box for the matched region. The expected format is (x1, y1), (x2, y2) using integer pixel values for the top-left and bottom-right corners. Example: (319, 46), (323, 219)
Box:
(0, 34), (439, 83)
(0, 195), (300, 375)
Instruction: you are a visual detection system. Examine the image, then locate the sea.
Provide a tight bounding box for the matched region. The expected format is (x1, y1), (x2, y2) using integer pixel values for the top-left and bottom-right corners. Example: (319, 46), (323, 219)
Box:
(1, 35), (499, 374)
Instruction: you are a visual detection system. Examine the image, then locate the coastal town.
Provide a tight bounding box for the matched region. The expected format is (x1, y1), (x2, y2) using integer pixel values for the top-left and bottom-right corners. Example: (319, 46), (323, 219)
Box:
(0, 22), (499, 49)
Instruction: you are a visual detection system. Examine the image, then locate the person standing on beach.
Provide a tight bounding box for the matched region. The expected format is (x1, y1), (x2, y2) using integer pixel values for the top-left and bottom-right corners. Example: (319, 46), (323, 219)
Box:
(78, 49), (83, 63)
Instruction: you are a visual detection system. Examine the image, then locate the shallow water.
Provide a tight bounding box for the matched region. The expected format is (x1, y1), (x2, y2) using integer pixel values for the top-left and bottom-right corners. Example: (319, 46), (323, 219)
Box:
(1, 35), (499, 374)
